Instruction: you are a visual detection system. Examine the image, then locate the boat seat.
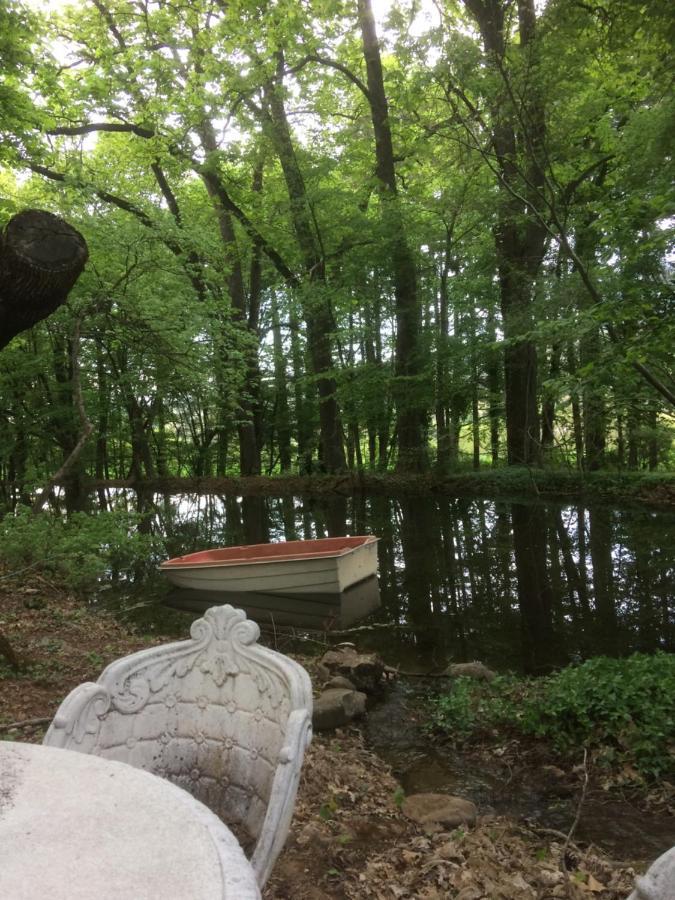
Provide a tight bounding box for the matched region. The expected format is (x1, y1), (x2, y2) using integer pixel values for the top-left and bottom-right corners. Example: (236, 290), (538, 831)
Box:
(43, 604), (313, 889)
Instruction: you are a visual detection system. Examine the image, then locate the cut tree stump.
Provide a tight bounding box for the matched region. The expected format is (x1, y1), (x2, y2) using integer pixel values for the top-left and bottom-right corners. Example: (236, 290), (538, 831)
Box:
(0, 209), (88, 350)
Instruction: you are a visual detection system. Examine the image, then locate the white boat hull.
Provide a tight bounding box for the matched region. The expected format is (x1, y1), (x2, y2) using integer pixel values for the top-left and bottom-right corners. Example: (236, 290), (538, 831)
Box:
(162, 539), (378, 595)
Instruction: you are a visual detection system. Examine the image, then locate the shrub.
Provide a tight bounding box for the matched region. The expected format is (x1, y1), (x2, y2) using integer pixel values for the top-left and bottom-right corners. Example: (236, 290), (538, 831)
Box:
(0, 508), (165, 590)
(430, 654), (675, 779)
(521, 654), (675, 778)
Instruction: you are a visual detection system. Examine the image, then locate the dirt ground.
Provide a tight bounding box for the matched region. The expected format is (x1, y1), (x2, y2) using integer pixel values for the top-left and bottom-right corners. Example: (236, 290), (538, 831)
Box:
(0, 582), (645, 899)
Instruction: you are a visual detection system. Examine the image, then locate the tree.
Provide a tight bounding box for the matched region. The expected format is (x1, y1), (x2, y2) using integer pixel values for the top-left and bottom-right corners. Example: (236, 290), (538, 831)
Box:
(357, 0), (428, 472)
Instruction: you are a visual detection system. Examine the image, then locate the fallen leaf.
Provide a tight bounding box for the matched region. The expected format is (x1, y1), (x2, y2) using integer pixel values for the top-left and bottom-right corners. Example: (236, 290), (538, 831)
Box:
(586, 873), (606, 892)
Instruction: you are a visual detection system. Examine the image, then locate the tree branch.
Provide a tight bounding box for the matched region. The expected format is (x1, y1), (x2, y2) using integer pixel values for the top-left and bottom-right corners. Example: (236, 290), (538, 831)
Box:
(151, 161), (182, 225)
(291, 54), (371, 101)
(40, 119), (300, 287)
(48, 122), (154, 139)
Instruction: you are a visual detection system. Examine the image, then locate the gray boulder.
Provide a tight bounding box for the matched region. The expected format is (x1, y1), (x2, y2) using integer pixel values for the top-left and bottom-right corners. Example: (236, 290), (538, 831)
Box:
(312, 687), (367, 732)
(323, 675), (356, 691)
(318, 646), (385, 694)
(444, 661), (496, 682)
(401, 793), (477, 831)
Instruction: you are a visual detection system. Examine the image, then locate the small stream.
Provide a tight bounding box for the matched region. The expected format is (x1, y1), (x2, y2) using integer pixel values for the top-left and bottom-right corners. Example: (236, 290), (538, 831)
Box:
(96, 489), (675, 861)
(365, 678), (675, 862)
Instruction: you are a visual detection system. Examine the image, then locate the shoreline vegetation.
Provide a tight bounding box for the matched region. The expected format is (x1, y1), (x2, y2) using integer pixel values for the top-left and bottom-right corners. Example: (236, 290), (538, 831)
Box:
(48, 468), (675, 509)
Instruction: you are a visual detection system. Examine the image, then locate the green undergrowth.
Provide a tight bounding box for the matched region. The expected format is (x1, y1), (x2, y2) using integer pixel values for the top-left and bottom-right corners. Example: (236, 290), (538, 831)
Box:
(0, 508), (165, 591)
(429, 653), (675, 780)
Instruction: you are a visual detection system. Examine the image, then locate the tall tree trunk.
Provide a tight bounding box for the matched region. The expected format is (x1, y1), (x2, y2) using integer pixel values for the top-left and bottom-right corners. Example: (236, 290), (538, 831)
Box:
(357, 0), (428, 472)
(263, 57), (346, 472)
(271, 293), (292, 472)
(435, 234), (452, 472)
(567, 343), (585, 469)
(540, 344), (561, 456)
(200, 122), (262, 477)
(463, 0), (546, 466)
(486, 310), (502, 466)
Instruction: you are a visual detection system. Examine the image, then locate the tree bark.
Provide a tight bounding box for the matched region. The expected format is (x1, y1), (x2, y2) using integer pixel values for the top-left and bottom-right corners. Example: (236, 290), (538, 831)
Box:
(357, 0), (429, 472)
(262, 57), (346, 473)
(462, 0), (546, 466)
(0, 210), (88, 350)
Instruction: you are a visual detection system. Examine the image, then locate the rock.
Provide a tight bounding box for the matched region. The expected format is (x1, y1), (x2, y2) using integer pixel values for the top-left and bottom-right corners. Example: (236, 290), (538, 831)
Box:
(444, 662), (496, 682)
(318, 647), (385, 694)
(401, 793), (477, 831)
(312, 688), (367, 732)
(628, 845), (675, 900)
(323, 675), (356, 690)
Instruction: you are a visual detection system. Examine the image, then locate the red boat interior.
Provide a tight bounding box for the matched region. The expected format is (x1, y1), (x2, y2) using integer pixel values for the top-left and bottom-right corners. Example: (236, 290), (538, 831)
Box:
(162, 536), (376, 568)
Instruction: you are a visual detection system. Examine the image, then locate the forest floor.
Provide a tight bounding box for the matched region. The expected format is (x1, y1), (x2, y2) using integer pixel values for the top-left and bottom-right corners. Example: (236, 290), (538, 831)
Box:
(91, 468), (675, 509)
(0, 579), (658, 899)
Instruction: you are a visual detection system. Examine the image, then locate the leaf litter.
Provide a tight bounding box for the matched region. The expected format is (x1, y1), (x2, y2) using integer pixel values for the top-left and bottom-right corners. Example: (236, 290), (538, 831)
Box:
(0, 582), (647, 898)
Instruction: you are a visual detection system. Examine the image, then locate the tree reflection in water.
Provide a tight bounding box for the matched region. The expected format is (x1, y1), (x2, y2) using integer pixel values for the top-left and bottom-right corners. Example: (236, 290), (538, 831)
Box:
(118, 490), (674, 673)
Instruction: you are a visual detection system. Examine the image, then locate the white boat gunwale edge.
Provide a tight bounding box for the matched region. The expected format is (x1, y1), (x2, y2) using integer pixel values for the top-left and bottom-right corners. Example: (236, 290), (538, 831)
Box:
(159, 536), (379, 571)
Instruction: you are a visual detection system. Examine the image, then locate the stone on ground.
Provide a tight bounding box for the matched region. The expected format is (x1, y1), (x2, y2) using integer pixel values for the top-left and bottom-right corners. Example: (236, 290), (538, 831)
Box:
(312, 687), (367, 731)
(401, 793), (478, 831)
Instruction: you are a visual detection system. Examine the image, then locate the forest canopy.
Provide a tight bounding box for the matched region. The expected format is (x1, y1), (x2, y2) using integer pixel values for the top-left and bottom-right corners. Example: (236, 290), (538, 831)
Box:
(1, 0), (673, 506)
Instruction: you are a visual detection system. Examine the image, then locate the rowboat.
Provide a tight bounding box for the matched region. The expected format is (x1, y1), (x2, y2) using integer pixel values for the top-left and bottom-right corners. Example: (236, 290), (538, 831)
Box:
(159, 536), (379, 595)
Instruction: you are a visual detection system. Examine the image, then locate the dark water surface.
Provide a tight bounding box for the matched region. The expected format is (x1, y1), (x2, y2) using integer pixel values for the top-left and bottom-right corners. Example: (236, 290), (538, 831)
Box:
(101, 489), (675, 859)
(107, 490), (674, 674)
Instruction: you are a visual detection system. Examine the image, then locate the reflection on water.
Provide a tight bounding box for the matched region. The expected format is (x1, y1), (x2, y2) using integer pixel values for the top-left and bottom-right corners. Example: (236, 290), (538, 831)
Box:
(165, 576), (381, 630)
(107, 490), (675, 674)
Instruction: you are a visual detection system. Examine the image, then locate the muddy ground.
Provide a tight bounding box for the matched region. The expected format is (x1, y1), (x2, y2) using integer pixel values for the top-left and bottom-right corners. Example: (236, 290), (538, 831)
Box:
(0, 582), (651, 899)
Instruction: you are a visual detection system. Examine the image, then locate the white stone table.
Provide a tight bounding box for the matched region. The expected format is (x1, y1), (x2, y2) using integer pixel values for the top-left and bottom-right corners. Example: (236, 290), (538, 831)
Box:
(0, 741), (261, 900)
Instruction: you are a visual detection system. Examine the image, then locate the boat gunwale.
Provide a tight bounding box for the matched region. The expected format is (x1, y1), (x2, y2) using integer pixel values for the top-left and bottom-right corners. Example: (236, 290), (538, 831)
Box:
(159, 536), (378, 571)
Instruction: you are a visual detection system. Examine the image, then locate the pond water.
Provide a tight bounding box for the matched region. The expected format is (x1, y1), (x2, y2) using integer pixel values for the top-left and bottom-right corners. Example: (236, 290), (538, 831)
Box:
(100, 489), (675, 859)
(105, 490), (675, 675)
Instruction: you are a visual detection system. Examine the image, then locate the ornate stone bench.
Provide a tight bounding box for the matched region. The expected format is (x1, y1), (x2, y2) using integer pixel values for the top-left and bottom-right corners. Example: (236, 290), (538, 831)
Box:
(44, 604), (313, 888)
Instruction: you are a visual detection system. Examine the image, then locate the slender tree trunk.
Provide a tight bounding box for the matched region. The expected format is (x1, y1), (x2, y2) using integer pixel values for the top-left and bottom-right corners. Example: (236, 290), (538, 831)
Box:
(540, 344), (561, 456)
(581, 330), (606, 471)
(33, 322), (93, 515)
(263, 58), (346, 472)
(567, 344), (585, 469)
(486, 310), (501, 466)
(471, 354), (480, 469)
(271, 293), (292, 472)
(463, 0), (546, 466)
(647, 404), (659, 470)
(200, 121), (263, 477)
(436, 236), (452, 472)
(357, 0), (428, 472)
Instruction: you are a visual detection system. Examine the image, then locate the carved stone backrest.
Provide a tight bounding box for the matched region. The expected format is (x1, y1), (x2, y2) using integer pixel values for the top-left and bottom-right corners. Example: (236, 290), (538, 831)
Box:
(44, 605), (313, 888)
